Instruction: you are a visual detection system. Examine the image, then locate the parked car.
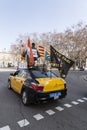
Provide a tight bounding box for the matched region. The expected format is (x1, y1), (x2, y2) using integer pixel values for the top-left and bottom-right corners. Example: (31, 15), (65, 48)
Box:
(79, 66), (84, 71)
(8, 67), (67, 106)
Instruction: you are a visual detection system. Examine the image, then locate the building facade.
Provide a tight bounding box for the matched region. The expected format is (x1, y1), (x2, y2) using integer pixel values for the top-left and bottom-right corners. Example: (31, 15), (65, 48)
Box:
(0, 51), (20, 67)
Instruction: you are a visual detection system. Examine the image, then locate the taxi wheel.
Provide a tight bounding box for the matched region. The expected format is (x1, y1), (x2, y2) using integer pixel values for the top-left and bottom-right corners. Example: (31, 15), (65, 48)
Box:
(8, 81), (12, 89)
(22, 90), (30, 106)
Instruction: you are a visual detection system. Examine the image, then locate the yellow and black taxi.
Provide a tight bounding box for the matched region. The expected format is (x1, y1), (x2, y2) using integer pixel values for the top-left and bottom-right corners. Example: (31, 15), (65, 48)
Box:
(8, 67), (67, 106)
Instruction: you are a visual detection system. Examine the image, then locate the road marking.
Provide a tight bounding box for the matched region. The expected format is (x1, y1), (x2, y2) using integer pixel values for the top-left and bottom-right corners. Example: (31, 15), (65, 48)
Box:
(0, 125), (11, 130)
(46, 109), (55, 115)
(17, 119), (30, 127)
(0, 97), (87, 129)
(77, 99), (84, 102)
(83, 97), (87, 100)
(33, 114), (44, 120)
(71, 101), (79, 105)
(64, 103), (72, 108)
(55, 106), (64, 111)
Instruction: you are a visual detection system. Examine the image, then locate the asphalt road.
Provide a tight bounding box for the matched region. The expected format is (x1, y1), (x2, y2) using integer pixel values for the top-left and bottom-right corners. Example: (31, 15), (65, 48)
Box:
(0, 70), (87, 130)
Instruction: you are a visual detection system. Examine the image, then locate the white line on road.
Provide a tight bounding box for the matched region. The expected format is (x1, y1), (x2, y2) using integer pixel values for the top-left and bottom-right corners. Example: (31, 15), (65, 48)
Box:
(82, 97), (87, 100)
(55, 106), (64, 111)
(46, 109), (55, 115)
(0, 125), (11, 130)
(71, 101), (79, 105)
(0, 97), (87, 129)
(33, 114), (44, 120)
(17, 119), (30, 127)
(64, 103), (72, 108)
(77, 99), (84, 102)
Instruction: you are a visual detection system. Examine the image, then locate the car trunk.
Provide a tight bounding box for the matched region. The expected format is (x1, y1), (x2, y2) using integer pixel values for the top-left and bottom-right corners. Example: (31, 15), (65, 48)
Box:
(36, 78), (65, 92)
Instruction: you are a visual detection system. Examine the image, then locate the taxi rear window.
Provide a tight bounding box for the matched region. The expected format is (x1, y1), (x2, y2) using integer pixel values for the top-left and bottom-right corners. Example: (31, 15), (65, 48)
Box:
(32, 70), (47, 78)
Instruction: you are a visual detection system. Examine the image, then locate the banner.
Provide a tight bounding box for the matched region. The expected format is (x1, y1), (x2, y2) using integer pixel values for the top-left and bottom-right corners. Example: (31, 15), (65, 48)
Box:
(50, 45), (74, 78)
(27, 38), (34, 67)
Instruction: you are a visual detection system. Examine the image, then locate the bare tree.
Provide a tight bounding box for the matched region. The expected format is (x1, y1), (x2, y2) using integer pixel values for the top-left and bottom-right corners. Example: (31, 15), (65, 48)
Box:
(10, 22), (87, 68)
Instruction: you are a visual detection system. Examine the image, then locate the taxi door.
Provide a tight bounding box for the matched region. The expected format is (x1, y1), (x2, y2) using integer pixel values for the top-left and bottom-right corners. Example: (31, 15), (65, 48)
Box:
(13, 77), (25, 94)
(11, 70), (26, 94)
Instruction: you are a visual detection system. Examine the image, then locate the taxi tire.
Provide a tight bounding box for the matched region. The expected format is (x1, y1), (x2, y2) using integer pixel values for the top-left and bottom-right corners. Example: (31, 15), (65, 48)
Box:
(8, 81), (12, 89)
(22, 90), (31, 106)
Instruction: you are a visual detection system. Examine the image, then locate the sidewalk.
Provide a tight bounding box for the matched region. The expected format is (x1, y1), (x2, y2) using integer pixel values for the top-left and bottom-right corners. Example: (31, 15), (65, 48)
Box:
(0, 68), (16, 72)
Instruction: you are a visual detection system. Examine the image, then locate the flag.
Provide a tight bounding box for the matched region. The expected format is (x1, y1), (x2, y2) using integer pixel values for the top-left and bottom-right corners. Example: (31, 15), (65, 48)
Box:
(45, 48), (50, 61)
(27, 38), (34, 67)
(50, 45), (74, 78)
(38, 45), (44, 57)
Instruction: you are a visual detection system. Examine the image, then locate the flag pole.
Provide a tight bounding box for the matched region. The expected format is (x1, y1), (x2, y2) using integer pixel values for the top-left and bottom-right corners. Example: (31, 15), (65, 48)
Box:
(26, 38), (34, 69)
(48, 32), (52, 78)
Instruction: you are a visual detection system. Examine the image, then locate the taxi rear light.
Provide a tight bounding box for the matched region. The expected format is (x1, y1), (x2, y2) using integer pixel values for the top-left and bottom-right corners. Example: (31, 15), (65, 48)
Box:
(31, 83), (43, 91)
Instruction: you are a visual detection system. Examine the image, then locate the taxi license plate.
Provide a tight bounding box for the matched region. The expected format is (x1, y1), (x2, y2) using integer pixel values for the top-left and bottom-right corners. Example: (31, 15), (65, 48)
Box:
(50, 92), (61, 98)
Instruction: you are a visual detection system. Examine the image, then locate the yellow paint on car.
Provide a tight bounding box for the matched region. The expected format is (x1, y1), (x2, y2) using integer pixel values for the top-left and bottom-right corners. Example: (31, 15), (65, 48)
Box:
(11, 76), (25, 94)
(36, 78), (65, 92)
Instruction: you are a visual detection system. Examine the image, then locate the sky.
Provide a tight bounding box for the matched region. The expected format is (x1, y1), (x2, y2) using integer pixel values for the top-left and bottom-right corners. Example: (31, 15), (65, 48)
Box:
(0, 0), (87, 50)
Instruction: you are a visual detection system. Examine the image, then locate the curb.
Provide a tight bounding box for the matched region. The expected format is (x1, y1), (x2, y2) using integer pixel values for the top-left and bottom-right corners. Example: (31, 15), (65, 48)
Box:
(0, 68), (16, 72)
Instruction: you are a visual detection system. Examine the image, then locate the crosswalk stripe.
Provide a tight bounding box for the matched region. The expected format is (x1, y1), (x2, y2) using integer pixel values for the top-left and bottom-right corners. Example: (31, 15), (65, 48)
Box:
(82, 97), (87, 100)
(17, 119), (30, 127)
(64, 103), (72, 108)
(55, 106), (64, 111)
(71, 101), (79, 105)
(0, 125), (11, 130)
(33, 114), (44, 120)
(77, 99), (84, 102)
(46, 109), (55, 115)
(0, 97), (87, 129)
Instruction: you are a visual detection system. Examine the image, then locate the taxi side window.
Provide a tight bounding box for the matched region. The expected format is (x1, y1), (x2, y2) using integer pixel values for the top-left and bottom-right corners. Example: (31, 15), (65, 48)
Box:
(21, 71), (27, 78)
(16, 71), (24, 77)
(15, 70), (31, 79)
(16, 70), (31, 79)
(25, 72), (31, 79)
(14, 70), (20, 76)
